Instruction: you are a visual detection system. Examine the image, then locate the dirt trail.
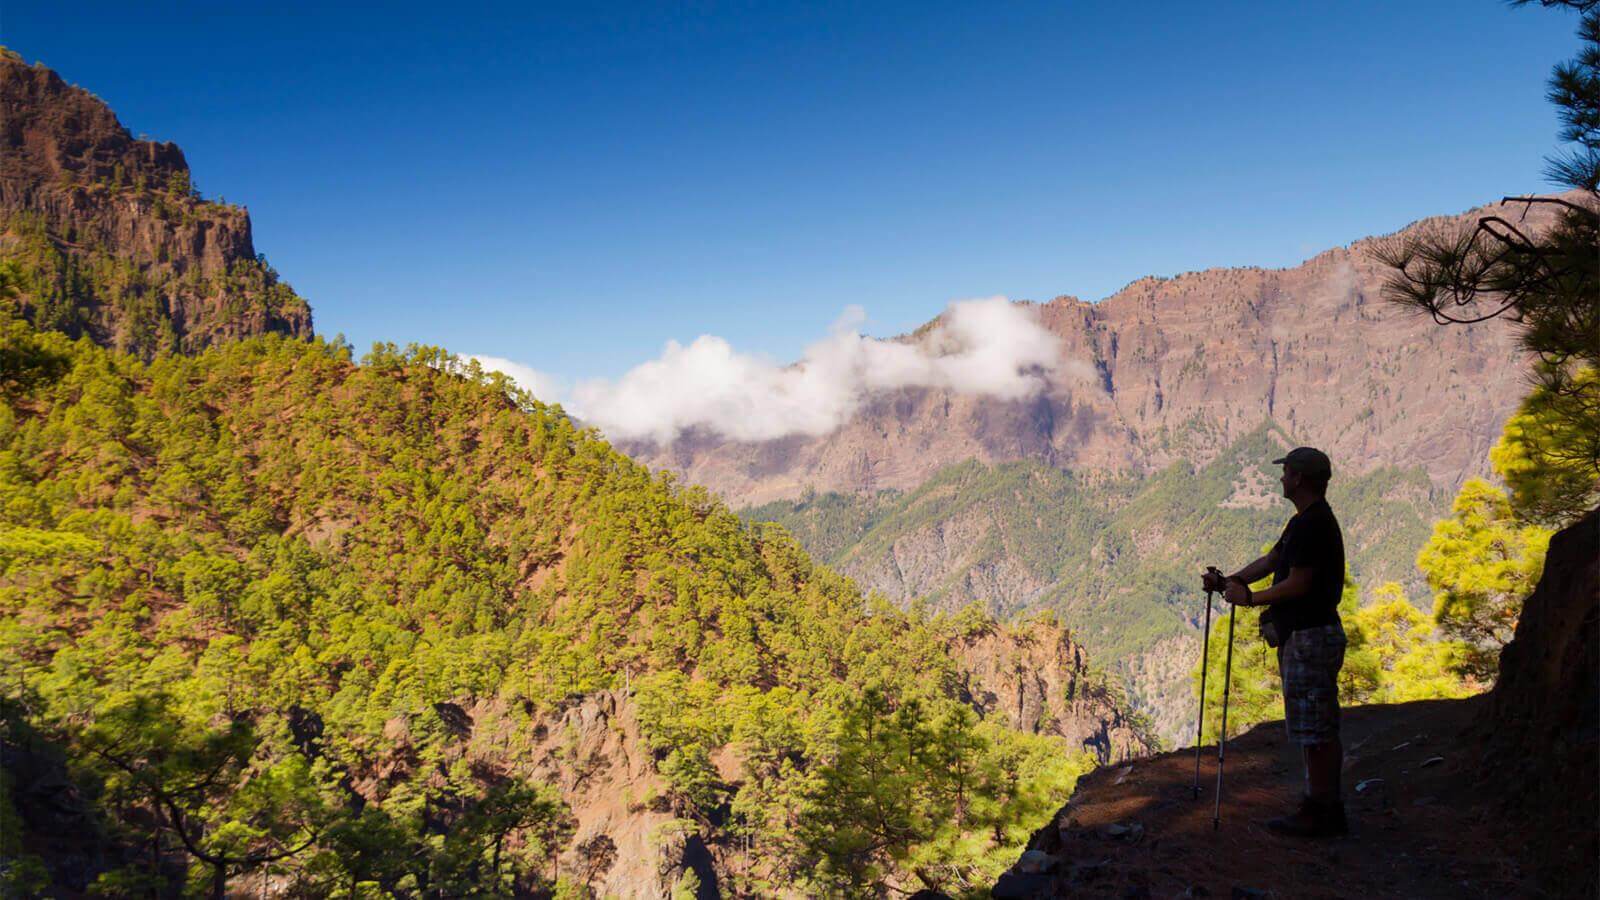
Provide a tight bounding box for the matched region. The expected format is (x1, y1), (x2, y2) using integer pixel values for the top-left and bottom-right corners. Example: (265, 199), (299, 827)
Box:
(995, 696), (1548, 898)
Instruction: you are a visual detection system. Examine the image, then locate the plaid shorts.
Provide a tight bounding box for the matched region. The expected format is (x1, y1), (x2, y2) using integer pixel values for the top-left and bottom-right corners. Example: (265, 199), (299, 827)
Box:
(1276, 623), (1346, 746)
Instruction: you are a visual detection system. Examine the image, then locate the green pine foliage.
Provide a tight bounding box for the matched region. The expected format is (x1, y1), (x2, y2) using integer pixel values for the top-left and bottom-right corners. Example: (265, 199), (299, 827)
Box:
(0, 315), (1094, 896)
(796, 688), (1092, 896)
(1489, 364), (1600, 527)
(1416, 479), (1552, 682)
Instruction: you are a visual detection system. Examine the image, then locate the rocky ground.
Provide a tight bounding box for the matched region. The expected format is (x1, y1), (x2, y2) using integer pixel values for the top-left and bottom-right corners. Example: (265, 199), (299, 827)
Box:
(994, 696), (1559, 899)
(993, 508), (1598, 900)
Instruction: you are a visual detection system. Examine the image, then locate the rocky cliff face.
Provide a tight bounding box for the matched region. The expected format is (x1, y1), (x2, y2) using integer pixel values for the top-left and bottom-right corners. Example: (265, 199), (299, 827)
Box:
(0, 51), (312, 355)
(459, 692), (710, 899)
(948, 619), (1157, 763)
(627, 199), (1549, 507)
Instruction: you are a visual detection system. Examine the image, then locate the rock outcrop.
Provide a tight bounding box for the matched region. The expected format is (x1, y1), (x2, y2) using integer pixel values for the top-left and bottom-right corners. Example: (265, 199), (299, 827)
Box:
(1480, 507), (1598, 897)
(358, 691), (710, 899)
(0, 50), (312, 355)
(507, 692), (715, 899)
(949, 619), (1157, 762)
(992, 698), (1552, 898)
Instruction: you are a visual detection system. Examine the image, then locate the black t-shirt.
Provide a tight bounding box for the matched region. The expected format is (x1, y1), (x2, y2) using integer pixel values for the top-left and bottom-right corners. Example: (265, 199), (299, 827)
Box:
(1261, 498), (1345, 634)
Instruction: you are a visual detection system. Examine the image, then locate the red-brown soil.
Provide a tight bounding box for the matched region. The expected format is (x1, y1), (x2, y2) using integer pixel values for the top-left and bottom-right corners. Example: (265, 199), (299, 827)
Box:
(996, 696), (1579, 898)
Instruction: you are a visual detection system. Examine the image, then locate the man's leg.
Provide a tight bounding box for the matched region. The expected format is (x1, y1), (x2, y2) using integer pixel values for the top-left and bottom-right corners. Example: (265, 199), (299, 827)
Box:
(1304, 738), (1342, 804)
(1268, 627), (1346, 836)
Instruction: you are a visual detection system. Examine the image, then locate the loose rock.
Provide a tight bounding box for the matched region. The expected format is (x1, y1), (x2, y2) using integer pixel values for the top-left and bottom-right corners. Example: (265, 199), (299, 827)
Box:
(1016, 849), (1058, 874)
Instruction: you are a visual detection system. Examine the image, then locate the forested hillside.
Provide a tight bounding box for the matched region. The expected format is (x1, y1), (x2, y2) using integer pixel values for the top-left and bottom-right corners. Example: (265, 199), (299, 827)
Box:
(0, 317), (1153, 897)
(745, 425), (1441, 740)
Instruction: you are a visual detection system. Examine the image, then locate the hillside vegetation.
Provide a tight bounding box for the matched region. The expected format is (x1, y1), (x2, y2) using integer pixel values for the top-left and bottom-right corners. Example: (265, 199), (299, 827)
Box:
(745, 427), (1442, 740)
(0, 317), (1142, 897)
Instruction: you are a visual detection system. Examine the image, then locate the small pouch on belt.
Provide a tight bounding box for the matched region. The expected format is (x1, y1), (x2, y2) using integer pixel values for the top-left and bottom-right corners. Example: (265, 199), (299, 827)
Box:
(1258, 608), (1283, 649)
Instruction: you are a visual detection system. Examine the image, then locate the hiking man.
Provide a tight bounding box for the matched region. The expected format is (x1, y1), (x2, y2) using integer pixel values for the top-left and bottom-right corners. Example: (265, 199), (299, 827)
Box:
(1203, 446), (1347, 837)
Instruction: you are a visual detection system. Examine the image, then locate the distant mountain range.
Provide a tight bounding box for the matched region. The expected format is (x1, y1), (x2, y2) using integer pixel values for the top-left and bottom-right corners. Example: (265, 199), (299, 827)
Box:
(626, 199), (1543, 505)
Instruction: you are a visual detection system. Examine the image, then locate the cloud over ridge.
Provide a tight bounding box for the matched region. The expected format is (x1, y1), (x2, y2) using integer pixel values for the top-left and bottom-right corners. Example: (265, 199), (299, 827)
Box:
(474, 296), (1069, 443)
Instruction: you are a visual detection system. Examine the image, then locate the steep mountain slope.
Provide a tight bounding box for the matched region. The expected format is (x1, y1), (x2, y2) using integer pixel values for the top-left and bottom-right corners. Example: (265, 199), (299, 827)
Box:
(628, 199), (1542, 507)
(0, 50), (311, 355)
(0, 327), (1155, 896)
(0, 54), (1159, 897)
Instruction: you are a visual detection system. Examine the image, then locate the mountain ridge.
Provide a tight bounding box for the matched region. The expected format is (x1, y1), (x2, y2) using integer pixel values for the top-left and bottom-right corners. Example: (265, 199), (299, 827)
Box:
(623, 196), (1551, 508)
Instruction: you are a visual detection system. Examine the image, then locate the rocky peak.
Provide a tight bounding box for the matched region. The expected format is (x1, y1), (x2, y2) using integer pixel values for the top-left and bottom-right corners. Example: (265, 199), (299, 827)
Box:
(0, 49), (187, 190)
(0, 51), (312, 356)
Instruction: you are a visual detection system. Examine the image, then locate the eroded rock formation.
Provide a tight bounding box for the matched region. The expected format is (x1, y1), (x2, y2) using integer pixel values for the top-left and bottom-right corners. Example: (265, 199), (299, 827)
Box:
(948, 619), (1157, 762)
(1481, 508), (1598, 896)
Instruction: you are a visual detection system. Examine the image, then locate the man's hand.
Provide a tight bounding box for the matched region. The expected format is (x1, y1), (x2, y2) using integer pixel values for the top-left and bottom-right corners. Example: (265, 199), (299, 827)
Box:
(1224, 579), (1252, 606)
(1202, 568), (1227, 593)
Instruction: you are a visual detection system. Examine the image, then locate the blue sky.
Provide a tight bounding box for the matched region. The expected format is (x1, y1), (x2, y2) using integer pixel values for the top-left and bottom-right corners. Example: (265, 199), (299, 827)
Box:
(2, 1), (1584, 382)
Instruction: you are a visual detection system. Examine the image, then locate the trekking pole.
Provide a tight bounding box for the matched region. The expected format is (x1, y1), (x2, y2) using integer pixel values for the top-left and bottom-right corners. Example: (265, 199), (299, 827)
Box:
(1192, 569), (1220, 798)
(1212, 599), (1238, 829)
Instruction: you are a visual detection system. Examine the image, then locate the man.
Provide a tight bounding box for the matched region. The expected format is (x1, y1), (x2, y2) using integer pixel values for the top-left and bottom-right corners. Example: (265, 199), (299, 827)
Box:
(1203, 446), (1347, 837)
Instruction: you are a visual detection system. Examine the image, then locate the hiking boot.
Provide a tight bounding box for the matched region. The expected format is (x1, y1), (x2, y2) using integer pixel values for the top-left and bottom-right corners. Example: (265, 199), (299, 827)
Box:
(1320, 799), (1348, 835)
(1263, 797), (1346, 838)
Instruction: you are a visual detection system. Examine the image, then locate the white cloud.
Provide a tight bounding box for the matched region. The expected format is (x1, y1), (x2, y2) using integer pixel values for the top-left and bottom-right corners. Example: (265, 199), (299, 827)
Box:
(568, 296), (1069, 443)
(462, 354), (569, 404)
(465, 297), (1076, 444)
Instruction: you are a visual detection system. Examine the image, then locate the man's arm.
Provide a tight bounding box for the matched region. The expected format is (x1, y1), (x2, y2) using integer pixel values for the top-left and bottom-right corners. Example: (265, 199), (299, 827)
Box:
(1242, 566), (1314, 606)
(1228, 548), (1277, 586)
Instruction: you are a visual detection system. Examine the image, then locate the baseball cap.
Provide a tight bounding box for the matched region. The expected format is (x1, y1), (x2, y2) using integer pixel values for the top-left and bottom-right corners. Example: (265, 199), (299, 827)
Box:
(1272, 446), (1332, 478)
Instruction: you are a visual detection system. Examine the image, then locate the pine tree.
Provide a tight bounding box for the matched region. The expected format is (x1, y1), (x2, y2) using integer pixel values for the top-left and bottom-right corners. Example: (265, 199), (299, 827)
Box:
(1376, 1), (1599, 526)
(1417, 480), (1553, 681)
